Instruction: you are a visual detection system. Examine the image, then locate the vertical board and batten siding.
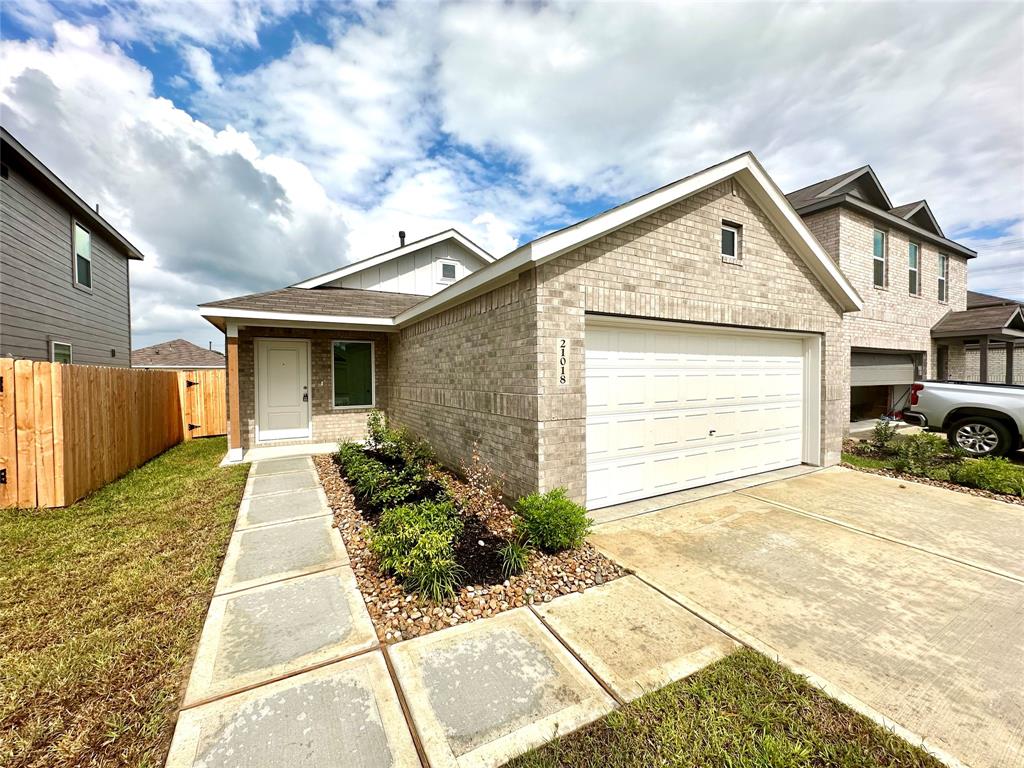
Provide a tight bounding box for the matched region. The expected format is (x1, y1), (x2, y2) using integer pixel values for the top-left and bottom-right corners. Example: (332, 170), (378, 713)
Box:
(0, 360), (227, 509)
(0, 159), (132, 366)
(326, 240), (487, 296)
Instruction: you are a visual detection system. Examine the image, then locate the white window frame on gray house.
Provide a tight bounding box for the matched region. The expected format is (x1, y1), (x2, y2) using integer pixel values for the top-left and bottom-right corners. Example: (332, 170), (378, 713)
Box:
(331, 340), (375, 409)
(721, 222), (741, 263)
(937, 253), (949, 302)
(908, 241), (920, 295)
(437, 259), (458, 284)
(872, 229), (887, 287)
(73, 220), (92, 290)
(50, 340), (72, 364)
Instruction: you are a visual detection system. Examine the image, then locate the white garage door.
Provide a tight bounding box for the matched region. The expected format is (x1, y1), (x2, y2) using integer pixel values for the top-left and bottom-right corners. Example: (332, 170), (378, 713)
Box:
(586, 320), (810, 509)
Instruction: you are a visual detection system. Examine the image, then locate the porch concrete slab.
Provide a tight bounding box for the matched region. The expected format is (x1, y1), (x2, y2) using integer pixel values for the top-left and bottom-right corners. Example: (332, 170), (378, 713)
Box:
(250, 456), (313, 477)
(745, 465), (1024, 580)
(246, 468), (320, 498)
(184, 567), (377, 706)
(590, 464), (822, 525)
(532, 575), (737, 702)
(389, 606), (615, 768)
(215, 516), (348, 595)
(167, 653), (419, 768)
(590, 491), (1024, 768)
(235, 487), (329, 530)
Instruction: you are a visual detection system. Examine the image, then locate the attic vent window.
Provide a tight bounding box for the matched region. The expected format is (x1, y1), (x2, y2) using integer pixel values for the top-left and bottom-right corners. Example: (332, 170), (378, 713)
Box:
(721, 222), (742, 264)
(439, 261), (457, 282)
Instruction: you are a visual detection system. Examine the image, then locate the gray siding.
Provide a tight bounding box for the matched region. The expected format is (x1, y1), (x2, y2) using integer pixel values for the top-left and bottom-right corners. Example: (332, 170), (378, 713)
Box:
(1, 161), (132, 366)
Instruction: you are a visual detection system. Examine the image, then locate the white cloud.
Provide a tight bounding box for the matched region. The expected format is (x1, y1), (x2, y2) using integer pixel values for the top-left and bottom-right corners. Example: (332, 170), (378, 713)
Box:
(0, 22), (349, 349)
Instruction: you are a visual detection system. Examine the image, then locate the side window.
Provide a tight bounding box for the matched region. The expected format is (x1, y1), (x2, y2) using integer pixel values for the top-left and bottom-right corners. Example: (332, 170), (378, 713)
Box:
(872, 229), (887, 287)
(51, 341), (72, 364)
(438, 260), (458, 283)
(937, 253), (949, 302)
(73, 222), (92, 289)
(908, 242), (920, 295)
(721, 222), (741, 262)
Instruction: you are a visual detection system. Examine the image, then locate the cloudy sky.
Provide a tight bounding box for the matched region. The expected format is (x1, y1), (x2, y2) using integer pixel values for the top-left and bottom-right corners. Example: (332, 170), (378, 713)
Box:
(2, 1), (1022, 351)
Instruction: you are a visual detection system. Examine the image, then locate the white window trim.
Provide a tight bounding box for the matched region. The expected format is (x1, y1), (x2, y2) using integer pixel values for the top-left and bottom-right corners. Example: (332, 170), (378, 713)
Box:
(872, 229), (888, 288)
(72, 220), (93, 291)
(908, 242), (921, 296)
(50, 340), (73, 364)
(937, 253), (949, 303)
(721, 223), (741, 262)
(331, 339), (376, 410)
(436, 259), (459, 285)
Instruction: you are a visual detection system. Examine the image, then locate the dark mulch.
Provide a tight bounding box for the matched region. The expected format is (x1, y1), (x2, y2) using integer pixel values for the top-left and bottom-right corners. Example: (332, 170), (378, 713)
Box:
(312, 454), (626, 643)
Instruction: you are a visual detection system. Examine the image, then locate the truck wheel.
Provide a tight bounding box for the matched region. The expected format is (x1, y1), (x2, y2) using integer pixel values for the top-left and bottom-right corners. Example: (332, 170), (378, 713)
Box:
(947, 417), (1013, 457)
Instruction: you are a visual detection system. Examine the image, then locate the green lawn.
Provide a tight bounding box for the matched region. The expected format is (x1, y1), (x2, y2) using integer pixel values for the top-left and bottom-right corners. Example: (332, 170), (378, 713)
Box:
(0, 437), (249, 768)
(508, 649), (943, 768)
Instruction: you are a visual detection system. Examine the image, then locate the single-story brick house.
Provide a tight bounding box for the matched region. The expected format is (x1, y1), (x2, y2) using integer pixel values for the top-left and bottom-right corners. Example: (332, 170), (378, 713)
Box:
(201, 153), (867, 509)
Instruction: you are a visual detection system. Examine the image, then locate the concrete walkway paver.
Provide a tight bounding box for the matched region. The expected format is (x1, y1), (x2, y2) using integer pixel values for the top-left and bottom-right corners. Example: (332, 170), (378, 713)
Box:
(590, 480), (1024, 768)
(215, 515), (349, 595)
(168, 654), (420, 768)
(248, 468), (321, 497)
(533, 575), (738, 703)
(235, 487), (330, 530)
(183, 566), (377, 706)
(389, 607), (616, 768)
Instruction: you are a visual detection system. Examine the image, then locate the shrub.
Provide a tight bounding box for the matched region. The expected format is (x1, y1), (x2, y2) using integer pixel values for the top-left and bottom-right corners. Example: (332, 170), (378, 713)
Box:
(499, 537), (530, 578)
(513, 488), (591, 552)
(951, 458), (1024, 497)
(335, 442), (426, 511)
(870, 420), (899, 452)
(892, 433), (957, 476)
(369, 499), (464, 600)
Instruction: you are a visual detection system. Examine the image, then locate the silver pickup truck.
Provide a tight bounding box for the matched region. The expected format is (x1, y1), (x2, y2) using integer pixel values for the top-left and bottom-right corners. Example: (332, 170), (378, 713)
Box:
(902, 380), (1024, 457)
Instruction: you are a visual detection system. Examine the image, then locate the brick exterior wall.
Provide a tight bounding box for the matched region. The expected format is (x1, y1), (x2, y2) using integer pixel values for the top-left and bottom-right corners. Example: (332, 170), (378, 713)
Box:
(533, 179), (847, 502)
(803, 207), (969, 382)
(386, 274), (541, 499)
(236, 326), (390, 449)
(958, 345), (1024, 385)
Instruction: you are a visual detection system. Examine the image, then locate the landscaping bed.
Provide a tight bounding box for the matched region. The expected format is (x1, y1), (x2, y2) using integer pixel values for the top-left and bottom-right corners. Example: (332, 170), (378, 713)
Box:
(313, 413), (624, 643)
(506, 648), (944, 768)
(0, 437), (249, 768)
(843, 423), (1024, 506)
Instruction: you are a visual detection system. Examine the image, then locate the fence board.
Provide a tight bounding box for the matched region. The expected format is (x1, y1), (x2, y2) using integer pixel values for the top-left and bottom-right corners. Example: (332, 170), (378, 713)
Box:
(0, 359), (17, 508)
(0, 358), (211, 508)
(178, 369), (227, 439)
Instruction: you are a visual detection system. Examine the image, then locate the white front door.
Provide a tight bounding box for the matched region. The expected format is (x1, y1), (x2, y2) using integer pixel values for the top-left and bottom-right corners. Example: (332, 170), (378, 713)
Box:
(256, 339), (310, 441)
(585, 319), (812, 509)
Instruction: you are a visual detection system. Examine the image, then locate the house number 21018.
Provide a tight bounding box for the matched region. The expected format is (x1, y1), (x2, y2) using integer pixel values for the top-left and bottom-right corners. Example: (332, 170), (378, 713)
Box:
(559, 339), (568, 384)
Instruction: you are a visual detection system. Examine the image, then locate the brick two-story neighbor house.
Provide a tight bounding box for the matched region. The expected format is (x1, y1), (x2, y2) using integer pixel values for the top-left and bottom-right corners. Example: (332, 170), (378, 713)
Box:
(200, 151), (987, 510)
(1, 128), (144, 366)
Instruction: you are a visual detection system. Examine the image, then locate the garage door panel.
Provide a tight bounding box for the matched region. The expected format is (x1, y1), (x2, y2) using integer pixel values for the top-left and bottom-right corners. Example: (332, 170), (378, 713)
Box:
(586, 321), (808, 508)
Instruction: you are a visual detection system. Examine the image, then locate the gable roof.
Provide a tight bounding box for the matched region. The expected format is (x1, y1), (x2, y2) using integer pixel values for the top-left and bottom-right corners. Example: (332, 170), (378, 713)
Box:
(786, 167), (974, 259)
(931, 303), (1024, 340)
(1, 126), (145, 261)
(967, 290), (1022, 309)
(292, 229), (493, 289)
(199, 287), (427, 329)
(398, 152), (864, 324)
(889, 200), (943, 237)
(132, 339), (225, 368)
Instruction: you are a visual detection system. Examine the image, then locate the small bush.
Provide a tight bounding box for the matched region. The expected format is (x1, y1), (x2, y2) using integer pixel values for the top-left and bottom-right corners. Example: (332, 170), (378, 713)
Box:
(369, 499), (464, 600)
(365, 410), (435, 471)
(499, 537), (530, 578)
(892, 433), (956, 476)
(951, 458), (1024, 497)
(513, 488), (591, 552)
(870, 420), (899, 452)
(335, 442), (426, 511)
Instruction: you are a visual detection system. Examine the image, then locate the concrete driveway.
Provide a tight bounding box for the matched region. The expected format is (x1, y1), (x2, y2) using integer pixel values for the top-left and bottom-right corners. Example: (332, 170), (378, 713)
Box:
(590, 466), (1024, 768)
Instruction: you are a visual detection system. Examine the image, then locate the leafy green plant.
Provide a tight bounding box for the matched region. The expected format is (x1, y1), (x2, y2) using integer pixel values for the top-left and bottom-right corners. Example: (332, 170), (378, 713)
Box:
(513, 488), (592, 552)
(369, 499), (465, 600)
(892, 433), (957, 476)
(950, 458), (1024, 497)
(869, 420), (899, 452)
(499, 537), (531, 578)
(335, 443), (426, 511)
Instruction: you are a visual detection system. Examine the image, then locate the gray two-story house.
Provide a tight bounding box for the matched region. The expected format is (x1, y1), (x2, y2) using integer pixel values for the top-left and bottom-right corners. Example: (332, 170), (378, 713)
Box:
(1, 127), (143, 366)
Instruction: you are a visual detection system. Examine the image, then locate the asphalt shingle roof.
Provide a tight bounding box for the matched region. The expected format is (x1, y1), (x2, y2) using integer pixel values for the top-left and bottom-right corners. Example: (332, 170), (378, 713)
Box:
(931, 304), (1024, 336)
(133, 339), (225, 368)
(199, 287), (429, 318)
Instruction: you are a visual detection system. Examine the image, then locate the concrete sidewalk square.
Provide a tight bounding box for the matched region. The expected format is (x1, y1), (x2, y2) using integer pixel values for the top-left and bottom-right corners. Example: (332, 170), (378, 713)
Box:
(235, 487), (330, 530)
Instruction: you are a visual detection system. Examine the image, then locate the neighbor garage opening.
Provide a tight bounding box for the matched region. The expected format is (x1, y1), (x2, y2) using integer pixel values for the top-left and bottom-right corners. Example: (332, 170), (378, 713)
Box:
(849, 350), (921, 421)
(584, 316), (821, 509)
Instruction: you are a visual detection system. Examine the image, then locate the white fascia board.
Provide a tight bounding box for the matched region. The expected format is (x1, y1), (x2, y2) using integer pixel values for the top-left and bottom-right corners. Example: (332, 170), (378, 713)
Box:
(398, 153), (862, 323)
(199, 307), (397, 327)
(293, 230), (493, 289)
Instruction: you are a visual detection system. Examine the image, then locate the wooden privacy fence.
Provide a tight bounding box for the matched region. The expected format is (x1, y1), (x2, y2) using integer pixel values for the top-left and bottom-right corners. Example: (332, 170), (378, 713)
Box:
(0, 359), (227, 509)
